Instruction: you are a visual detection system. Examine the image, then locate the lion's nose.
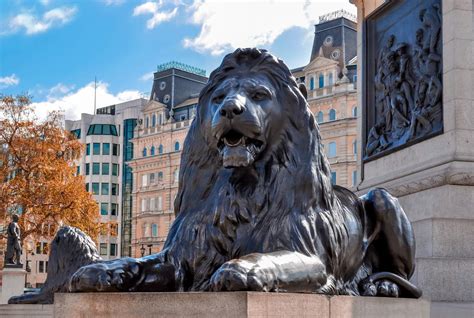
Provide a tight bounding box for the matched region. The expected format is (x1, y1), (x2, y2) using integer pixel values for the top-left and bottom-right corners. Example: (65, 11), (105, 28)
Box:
(219, 100), (244, 119)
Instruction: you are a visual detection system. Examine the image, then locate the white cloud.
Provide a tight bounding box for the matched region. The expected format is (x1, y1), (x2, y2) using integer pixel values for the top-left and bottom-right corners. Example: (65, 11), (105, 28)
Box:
(101, 0), (126, 5)
(133, 1), (178, 29)
(5, 6), (77, 35)
(39, 0), (51, 5)
(31, 82), (143, 120)
(140, 72), (154, 82)
(0, 74), (20, 88)
(183, 0), (356, 55)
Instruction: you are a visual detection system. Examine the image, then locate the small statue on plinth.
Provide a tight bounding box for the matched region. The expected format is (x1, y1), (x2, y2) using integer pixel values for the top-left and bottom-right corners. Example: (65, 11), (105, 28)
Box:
(4, 214), (22, 267)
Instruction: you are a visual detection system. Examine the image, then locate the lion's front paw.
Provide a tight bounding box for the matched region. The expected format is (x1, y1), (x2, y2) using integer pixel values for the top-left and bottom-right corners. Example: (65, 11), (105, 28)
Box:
(361, 279), (399, 298)
(69, 258), (141, 292)
(209, 259), (268, 292)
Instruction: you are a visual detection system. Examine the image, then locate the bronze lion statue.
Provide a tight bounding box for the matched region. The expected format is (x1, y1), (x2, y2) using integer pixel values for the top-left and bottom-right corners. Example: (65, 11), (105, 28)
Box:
(10, 48), (421, 304)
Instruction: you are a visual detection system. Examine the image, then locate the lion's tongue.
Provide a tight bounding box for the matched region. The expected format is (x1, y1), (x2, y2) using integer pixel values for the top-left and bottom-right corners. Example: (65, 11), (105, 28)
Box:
(222, 144), (253, 168)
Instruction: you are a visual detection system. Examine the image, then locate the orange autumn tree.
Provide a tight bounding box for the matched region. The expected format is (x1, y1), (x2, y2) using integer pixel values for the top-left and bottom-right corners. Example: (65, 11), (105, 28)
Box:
(0, 94), (100, 244)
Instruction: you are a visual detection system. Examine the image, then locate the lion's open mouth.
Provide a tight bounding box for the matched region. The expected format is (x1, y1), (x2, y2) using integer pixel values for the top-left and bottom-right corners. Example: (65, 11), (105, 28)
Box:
(217, 130), (263, 168)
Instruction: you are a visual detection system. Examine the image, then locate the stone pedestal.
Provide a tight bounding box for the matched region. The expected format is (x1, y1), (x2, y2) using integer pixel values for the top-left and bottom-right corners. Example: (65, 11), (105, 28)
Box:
(54, 292), (430, 318)
(0, 267), (26, 304)
(350, 0), (474, 315)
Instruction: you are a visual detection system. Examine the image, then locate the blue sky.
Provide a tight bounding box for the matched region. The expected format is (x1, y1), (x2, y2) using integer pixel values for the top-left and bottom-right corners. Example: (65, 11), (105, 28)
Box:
(0, 0), (356, 119)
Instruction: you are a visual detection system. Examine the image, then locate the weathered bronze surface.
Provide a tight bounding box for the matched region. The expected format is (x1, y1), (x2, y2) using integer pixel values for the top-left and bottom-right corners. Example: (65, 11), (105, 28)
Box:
(364, 0), (442, 159)
(4, 214), (22, 267)
(10, 48), (421, 304)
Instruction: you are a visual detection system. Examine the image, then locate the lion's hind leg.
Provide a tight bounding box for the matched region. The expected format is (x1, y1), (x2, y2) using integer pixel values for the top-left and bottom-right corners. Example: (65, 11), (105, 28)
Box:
(360, 188), (421, 298)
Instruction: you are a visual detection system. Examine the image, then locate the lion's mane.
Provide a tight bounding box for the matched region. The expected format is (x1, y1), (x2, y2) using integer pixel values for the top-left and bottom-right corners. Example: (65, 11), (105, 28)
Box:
(164, 48), (354, 292)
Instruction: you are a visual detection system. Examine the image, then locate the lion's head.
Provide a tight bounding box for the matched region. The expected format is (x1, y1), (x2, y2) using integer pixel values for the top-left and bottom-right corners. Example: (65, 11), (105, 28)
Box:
(174, 48), (335, 221)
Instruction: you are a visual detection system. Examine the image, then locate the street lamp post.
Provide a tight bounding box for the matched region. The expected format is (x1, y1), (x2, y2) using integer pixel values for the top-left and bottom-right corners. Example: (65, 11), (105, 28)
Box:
(140, 244), (145, 257)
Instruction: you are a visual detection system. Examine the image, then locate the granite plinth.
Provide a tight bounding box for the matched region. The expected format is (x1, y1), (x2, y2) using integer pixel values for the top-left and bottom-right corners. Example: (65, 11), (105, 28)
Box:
(0, 267), (26, 305)
(54, 292), (430, 318)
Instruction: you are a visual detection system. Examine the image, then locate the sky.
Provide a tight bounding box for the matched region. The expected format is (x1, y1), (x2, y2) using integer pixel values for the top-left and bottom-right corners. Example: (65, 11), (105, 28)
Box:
(0, 0), (356, 120)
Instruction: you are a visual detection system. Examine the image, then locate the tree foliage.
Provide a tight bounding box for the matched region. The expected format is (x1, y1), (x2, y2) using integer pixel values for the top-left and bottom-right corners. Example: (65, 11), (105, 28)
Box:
(0, 95), (100, 243)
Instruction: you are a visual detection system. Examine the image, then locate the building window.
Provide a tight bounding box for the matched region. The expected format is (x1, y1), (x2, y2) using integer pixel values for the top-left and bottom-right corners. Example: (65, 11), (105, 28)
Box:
(150, 146), (155, 156)
(110, 224), (118, 236)
(111, 183), (118, 196)
(331, 172), (337, 185)
(352, 171), (358, 187)
(324, 35), (333, 46)
(152, 224), (158, 237)
(328, 72), (334, 86)
(174, 141), (180, 151)
(111, 203), (118, 216)
(85, 183), (89, 192)
(100, 243), (107, 256)
(173, 169), (179, 183)
(157, 171), (163, 181)
(329, 109), (336, 121)
(102, 143), (110, 155)
(158, 114), (163, 125)
(142, 174), (148, 187)
(76, 166), (80, 176)
(110, 243), (117, 256)
(38, 261), (45, 273)
(353, 140), (357, 155)
(86, 143), (90, 156)
(164, 94), (170, 103)
(331, 49), (341, 60)
(319, 73), (324, 88)
(157, 196), (162, 210)
(92, 183), (100, 195)
(85, 163), (90, 175)
(101, 203), (108, 215)
(92, 163), (100, 175)
(150, 173), (155, 184)
(150, 198), (156, 210)
(145, 116), (149, 128)
(317, 111), (324, 123)
(101, 183), (109, 195)
(92, 143), (100, 155)
(328, 142), (337, 158)
(141, 199), (147, 212)
(152, 114), (156, 127)
(112, 144), (119, 156)
(352, 106), (358, 117)
(112, 164), (119, 176)
(102, 163), (110, 175)
(158, 144), (163, 154)
(143, 147), (147, 157)
(160, 81), (166, 90)
(309, 77), (315, 90)
(87, 124), (118, 136)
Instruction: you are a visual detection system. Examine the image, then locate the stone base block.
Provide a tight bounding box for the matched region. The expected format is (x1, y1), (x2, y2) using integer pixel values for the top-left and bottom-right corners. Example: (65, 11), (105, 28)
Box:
(0, 304), (53, 318)
(54, 292), (430, 318)
(0, 268), (26, 305)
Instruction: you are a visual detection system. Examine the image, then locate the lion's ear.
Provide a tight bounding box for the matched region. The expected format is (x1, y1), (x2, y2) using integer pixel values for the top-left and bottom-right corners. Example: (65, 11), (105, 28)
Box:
(298, 83), (308, 100)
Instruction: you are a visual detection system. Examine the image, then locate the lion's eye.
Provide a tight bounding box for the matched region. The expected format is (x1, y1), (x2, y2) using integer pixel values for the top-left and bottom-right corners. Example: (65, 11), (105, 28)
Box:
(251, 91), (269, 101)
(212, 94), (225, 104)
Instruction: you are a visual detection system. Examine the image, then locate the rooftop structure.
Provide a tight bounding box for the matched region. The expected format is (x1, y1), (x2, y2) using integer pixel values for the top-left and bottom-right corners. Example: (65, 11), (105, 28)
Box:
(156, 61), (206, 77)
(319, 9), (357, 23)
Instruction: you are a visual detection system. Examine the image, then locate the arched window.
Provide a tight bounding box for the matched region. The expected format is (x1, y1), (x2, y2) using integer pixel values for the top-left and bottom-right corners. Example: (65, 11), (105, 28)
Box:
(151, 224), (158, 237)
(329, 109), (336, 121)
(328, 142), (337, 158)
(150, 146), (155, 156)
(158, 144), (163, 154)
(352, 106), (358, 117)
(353, 140), (357, 155)
(319, 73), (324, 88)
(157, 171), (163, 181)
(173, 168), (179, 183)
(328, 73), (334, 86)
(174, 141), (180, 151)
(309, 77), (315, 90)
(317, 111), (324, 123)
(152, 114), (156, 127)
(145, 116), (149, 128)
(142, 147), (147, 157)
